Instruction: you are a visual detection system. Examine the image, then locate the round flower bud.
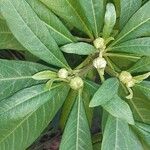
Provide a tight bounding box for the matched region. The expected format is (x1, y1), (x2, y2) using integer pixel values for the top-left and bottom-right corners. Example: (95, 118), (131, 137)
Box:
(70, 77), (84, 90)
(119, 71), (133, 84)
(93, 57), (107, 69)
(93, 37), (106, 50)
(126, 80), (135, 88)
(58, 68), (68, 79)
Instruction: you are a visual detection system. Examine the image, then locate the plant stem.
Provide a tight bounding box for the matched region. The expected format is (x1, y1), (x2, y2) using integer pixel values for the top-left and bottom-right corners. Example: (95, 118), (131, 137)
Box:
(97, 69), (105, 83)
(75, 36), (93, 43)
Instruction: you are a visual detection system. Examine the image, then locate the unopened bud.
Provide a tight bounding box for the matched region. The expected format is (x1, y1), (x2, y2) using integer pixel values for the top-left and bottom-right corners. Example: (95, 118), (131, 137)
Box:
(58, 68), (68, 79)
(93, 37), (106, 50)
(119, 71), (133, 85)
(126, 80), (135, 88)
(70, 77), (84, 90)
(93, 57), (107, 69)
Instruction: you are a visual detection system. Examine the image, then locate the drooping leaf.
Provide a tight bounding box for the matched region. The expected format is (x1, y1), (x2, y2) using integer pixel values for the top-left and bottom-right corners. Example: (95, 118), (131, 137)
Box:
(101, 115), (131, 150)
(0, 59), (49, 101)
(25, 0), (76, 45)
(61, 42), (97, 55)
(102, 95), (134, 125)
(89, 78), (119, 107)
(0, 18), (25, 50)
(128, 57), (150, 74)
(0, 83), (69, 150)
(109, 38), (150, 56)
(134, 122), (150, 147)
(60, 90), (93, 150)
(128, 82), (150, 124)
(120, 0), (142, 29)
(111, 1), (150, 45)
(78, 0), (106, 37)
(40, 0), (93, 38)
(0, 0), (68, 68)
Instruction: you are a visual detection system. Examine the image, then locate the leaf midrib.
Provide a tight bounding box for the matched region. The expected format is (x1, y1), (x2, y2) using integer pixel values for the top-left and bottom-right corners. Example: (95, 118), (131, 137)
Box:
(130, 99), (145, 122)
(91, 0), (98, 37)
(0, 90), (47, 116)
(112, 17), (150, 46)
(0, 76), (32, 81)
(0, 84), (62, 144)
(7, 0), (67, 68)
(76, 93), (81, 150)
(65, 0), (93, 39)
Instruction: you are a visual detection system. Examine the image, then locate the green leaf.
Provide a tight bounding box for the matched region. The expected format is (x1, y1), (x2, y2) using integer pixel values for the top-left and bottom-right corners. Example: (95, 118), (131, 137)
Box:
(135, 122), (150, 147)
(102, 3), (116, 39)
(0, 59), (50, 101)
(109, 38), (150, 56)
(0, 83), (69, 150)
(60, 90), (93, 150)
(101, 115), (131, 150)
(129, 127), (143, 150)
(84, 80), (99, 96)
(78, 0), (106, 37)
(89, 78), (119, 107)
(82, 84), (94, 126)
(128, 57), (150, 73)
(102, 95), (134, 125)
(0, 18), (25, 50)
(59, 89), (77, 130)
(25, 0), (76, 45)
(111, 1), (150, 45)
(120, 0), (142, 29)
(32, 70), (57, 80)
(40, 0), (93, 38)
(61, 42), (96, 55)
(0, 0), (68, 68)
(128, 82), (150, 124)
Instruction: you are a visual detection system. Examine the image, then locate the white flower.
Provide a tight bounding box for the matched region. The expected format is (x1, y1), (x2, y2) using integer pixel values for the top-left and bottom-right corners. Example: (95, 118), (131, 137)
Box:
(58, 68), (68, 79)
(93, 57), (107, 69)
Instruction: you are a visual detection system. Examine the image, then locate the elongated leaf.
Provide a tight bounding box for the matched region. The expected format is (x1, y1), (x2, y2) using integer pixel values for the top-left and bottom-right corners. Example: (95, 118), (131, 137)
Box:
(1, 0), (68, 68)
(134, 122), (150, 146)
(0, 18), (25, 50)
(60, 91), (93, 150)
(84, 80), (99, 96)
(112, 1), (150, 45)
(128, 57), (150, 73)
(61, 42), (96, 55)
(128, 82), (150, 124)
(89, 78), (119, 107)
(78, 0), (106, 37)
(0, 59), (49, 101)
(101, 115), (131, 150)
(109, 38), (150, 56)
(0, 84), (69, 150)
(120, 0), (142, 29)
(40, 0), (93, 38)
(102, 95), (134, 125)
(59, 89), (77, 129)
(129, 127), (143, 150)
(25, 0), (76, 45)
